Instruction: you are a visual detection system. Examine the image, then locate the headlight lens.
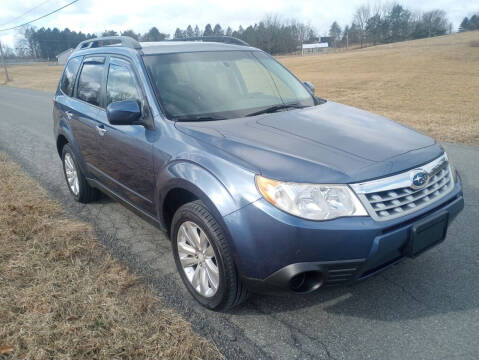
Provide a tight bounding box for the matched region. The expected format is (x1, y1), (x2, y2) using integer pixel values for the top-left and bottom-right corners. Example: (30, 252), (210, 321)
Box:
(255, 176), (367, 220)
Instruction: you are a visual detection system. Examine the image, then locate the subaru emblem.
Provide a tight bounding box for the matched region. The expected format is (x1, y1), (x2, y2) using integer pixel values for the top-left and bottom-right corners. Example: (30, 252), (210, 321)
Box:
(410, 170), (429, 190)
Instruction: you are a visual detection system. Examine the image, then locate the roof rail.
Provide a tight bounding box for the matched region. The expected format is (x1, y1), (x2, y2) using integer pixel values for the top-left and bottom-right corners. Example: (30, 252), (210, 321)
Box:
(75, 36), (142, 51)
(171, 36), (249, 46)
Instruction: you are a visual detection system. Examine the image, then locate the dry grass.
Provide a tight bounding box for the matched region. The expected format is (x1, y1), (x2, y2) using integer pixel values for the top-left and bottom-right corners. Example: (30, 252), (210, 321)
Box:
(279, 31), (479, 145)
(0, 153), (223, 360)
(1, 31), (478, 144)
(0, 63), (62, 92)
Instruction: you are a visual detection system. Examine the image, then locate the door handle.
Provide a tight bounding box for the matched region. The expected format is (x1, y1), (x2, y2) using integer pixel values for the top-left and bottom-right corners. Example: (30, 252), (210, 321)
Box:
(96, 125), (107, 136)
(65, 111), (73, 120)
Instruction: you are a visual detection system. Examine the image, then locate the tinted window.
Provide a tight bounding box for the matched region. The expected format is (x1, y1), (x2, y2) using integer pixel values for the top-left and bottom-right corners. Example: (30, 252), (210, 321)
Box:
(106, 63), (140, 105)
(60, 57), (82, 96)
(77, 60), (104, 107)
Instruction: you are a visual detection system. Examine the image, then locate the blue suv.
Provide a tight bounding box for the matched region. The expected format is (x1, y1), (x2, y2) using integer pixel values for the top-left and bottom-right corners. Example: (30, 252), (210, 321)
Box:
(53, 36), (464, 310)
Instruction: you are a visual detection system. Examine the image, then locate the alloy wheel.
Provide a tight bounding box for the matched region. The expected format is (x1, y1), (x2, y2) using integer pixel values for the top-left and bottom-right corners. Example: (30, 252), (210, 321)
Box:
(177, 221), (220, 297)
(64, 152), (79, 196)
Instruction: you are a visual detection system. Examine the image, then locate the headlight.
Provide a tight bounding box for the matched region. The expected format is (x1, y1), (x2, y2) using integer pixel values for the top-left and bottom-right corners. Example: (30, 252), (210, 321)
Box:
(255, 175), (367, 220)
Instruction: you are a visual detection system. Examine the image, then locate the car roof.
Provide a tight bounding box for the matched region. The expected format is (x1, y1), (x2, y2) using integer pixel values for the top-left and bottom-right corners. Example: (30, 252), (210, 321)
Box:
(140, 41), (258, 54)
(72, 41), (259, 58)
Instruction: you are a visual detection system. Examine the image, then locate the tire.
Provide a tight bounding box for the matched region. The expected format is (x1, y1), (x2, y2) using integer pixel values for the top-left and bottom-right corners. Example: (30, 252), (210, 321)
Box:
(62, 144), (99, 203)
(171, 200), (249, 310)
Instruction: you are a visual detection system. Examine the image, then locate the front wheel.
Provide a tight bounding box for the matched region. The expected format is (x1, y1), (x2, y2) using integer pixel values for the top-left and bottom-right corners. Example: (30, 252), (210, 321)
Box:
(171, 200), (248, 310)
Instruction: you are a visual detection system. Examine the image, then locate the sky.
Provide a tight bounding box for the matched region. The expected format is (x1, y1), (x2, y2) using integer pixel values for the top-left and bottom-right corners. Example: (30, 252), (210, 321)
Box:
(0, 0), (477, 47)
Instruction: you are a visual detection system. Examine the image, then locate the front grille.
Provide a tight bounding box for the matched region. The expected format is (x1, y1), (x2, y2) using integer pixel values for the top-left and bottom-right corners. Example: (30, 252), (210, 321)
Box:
(366, 166), (452, 219)
(351, 154), (454, 221)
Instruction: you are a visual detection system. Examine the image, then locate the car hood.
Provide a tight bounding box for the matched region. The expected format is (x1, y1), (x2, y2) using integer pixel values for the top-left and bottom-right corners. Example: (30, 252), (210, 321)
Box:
(175, 101), (443, 183)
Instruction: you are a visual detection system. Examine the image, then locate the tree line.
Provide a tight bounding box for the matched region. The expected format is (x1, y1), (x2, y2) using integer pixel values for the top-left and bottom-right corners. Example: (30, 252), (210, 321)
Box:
(328, 4), (455, 48)
(459, 14), (479, 32)
(15, 27), (96, 59)
(3, 4), (476, 59)
(8, 18), (315, 59)
(172, 16), (317, 55)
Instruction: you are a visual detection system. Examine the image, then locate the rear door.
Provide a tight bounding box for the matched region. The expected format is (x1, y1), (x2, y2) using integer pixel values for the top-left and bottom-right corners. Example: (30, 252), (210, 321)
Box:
(69, 56), (106, 174)
(92, 56), (155, 213)
(54, 55), (83, 147)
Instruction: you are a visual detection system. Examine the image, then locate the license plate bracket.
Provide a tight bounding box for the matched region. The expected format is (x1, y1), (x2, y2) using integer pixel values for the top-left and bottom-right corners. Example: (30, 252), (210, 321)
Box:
(406, 211), (449, 257)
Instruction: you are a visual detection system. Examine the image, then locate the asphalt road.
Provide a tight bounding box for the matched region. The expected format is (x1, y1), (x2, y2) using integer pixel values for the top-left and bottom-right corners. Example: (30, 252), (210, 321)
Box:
(1, 85), (478, 360)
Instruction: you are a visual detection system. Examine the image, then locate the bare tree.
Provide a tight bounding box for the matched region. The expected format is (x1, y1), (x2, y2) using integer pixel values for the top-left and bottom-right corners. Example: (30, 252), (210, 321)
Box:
(354, 5), (371, 47)
(422, 10), (449, 37)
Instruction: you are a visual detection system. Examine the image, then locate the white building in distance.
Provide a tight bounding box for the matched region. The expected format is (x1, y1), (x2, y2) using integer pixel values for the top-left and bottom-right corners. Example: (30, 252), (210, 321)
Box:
(56, 48), (74, 65)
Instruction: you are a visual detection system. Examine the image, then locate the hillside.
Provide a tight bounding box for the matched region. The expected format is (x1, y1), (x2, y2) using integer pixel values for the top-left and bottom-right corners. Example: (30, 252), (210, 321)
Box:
(279, 31), (479, 145)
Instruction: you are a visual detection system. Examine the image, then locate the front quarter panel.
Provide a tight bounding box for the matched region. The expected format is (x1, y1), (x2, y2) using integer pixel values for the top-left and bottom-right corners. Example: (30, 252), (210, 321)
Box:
(157, 156), (261, 220)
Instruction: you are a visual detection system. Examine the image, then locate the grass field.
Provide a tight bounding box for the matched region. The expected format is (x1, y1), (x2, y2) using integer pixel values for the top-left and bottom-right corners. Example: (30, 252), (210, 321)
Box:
(1, 31), (478, 144)
(0, 62), (62, 93)
(0, 153), (223, 360)
(279, 31), (479, 145)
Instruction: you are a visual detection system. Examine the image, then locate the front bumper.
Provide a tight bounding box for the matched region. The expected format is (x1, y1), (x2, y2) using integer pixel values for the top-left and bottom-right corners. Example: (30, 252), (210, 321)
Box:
(223, 175), (464, 294)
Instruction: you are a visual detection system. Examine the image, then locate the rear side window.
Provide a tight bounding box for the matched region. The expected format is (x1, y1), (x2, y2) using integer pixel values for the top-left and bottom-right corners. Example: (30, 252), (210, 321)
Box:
(106, 63), (140, 106)
(77, 59), (105, 107)
(60, 57), (82, 96)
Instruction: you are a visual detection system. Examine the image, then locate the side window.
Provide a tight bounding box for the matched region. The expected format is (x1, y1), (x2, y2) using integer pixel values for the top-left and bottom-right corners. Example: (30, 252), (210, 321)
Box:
(60, 57), (82, 96)
(106, 63), (140, 106)
(77, 59), (105, 107)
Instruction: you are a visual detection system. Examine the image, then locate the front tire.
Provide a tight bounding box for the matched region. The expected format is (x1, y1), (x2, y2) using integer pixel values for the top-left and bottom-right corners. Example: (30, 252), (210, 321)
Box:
(62, 144), (99, 203)
(171, 200), (248, 310)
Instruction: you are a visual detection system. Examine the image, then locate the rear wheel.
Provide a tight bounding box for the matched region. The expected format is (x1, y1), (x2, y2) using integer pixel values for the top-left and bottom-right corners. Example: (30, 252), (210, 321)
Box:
(62, 144), (99, 203)
(171, 200), (249, 310)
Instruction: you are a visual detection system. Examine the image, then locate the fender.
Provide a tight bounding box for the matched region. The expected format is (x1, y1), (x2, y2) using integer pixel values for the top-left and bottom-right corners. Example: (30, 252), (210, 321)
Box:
(156, 160), (239, 222)
(56, 117), (89, 177)
(155, 160), (259, 274)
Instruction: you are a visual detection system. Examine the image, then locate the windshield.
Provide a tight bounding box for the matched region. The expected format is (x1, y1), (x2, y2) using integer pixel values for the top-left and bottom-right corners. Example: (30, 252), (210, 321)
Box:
(143, 50), (316, 121)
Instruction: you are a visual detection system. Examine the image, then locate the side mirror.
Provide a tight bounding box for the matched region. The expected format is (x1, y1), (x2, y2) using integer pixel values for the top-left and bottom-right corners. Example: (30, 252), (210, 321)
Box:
(303, 81), (315, 94)
(106, 100), (141, 125)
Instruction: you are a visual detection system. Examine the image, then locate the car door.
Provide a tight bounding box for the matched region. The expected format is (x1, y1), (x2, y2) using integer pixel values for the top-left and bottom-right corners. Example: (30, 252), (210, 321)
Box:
(69, 56), (106, 175)
(92, 56), (155, 213)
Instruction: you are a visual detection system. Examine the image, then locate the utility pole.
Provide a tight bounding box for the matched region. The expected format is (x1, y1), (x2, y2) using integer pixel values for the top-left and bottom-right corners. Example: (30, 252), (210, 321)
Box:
(0, 40), (10, 83)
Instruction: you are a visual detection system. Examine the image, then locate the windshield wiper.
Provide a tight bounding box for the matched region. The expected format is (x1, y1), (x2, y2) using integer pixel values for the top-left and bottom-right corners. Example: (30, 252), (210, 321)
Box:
(246, 103), (306, 117)
(175, 116), (226, 122)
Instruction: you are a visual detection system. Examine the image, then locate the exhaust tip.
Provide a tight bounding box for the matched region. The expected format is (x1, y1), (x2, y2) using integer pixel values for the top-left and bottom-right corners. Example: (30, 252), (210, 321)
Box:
(289, 271), (323, 293)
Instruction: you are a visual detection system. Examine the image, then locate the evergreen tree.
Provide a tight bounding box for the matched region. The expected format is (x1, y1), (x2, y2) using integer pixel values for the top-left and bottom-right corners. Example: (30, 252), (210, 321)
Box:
(194, 25), (201, 37)
(203, 24), (214, 36)
(329, 21), (342, 47)
(186, 25), (194, 38)
(121, 30), (139, 40)
(459, 17), (469, 32)
(213, 24), (224, 35)
(174, 28), (184, 39)
(141, 27), (167, 42)
(102, 30), (118, 36)
(469, 15), (479, 30)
